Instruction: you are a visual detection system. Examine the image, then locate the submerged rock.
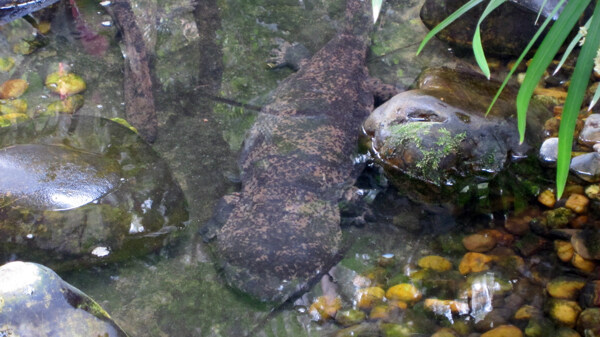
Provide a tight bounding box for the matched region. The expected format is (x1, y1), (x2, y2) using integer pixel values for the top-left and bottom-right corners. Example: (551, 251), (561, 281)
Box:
(364, 67), (551, 199)
(420, 0), (569, 57)
(0, 115), (188, 270)
(0, 261), (128, 336)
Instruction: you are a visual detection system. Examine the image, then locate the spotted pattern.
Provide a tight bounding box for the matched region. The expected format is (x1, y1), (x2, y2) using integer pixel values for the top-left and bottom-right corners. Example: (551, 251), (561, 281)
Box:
(214, 0), (396, 303)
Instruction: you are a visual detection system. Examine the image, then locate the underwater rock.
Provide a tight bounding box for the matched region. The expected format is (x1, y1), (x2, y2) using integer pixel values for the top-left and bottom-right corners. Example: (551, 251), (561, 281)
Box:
(364, 67), (551, 199)
(0, 115), (188, 270)
(539, 137), (559, 167)
(570, 152), (600, 182)
(420, 0), (572, 57)
(579, 113), (600, 146)
(0, 79), (28, 99)
(0, 261), (128, 336)
(577, 308), (600, 337)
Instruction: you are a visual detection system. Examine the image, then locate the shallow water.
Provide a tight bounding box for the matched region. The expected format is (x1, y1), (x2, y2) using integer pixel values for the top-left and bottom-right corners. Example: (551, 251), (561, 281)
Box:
(0, 0), (558, 336)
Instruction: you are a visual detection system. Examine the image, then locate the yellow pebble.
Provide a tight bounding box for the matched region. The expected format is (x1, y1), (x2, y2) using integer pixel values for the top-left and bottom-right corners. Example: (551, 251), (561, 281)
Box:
(417, 255), (452, 272)
(565, 193), (589, 214)
(369, 304), (392, 320)
(386, 283), (422, 303)
(548, 299), (582, 328)
(355, 287), (385, 310)
(0, 79), (28, 99)
(538, 189), (556, 208)
(514, 305), (541, 320)
(481, 324), (523, 337)
(554, 240), (574, 262)
(458, 252), (493, 275)
(308, 295), (341, 321)
(571, 253), (596, 273)
(546, 277), (586, 300)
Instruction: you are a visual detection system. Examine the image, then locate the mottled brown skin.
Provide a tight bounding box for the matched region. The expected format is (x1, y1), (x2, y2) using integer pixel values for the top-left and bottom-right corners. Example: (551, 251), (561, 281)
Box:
(215, 0), (383, 303)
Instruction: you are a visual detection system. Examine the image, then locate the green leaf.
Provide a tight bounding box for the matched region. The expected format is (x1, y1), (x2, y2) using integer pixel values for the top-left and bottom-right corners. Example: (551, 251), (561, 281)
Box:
(417, 0), (484, 55)
(473, 0), (508, 79)
(554, 17), (592, 75)
(516, 0), (591, 143)
(372, 0), (383, 23)
(556, 2), (600, 199)
(486, 0), (567, 115)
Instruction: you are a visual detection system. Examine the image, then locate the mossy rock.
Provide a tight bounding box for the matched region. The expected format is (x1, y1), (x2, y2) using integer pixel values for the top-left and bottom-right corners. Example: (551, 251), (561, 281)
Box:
(0, 115), (188, 270)
(0, 261), (128, 336)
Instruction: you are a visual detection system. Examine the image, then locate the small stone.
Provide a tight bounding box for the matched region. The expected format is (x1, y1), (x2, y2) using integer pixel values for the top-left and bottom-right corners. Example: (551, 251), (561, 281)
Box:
(514, 305), (542, 320)
(565, 193), (589, 214)
(546, 277), (586, 300)
(515, 233), (548, 256)
(309, 295), (342, 321)
(424, 298), (469, 315)
(545, 207), (575, 228)
(458, 252), (493, 274)
(479, 229), (514, 245)
(417, 255), (452, 272)
(554, 240), (575, 262)
(538, 189), (556, 207)
(571, 229), (600, 260)
(0, 57), (15, 72)
(585, 184), (600, 200)
(570, 215), (588, 229)
(525, 317), (557, 337)
(579, 113), (600, 146)
(385, 283), (422, 303)
(0, 112), (29, 127)
(571, 253), (596, 273)
(369, 304), (393, 320)
(0, 98), (27, 115)
(0, 79), (28, 99)
(45, 71), (86, 97)
(355, 287), (385, 310)
(556, 327), (582, 337)
(539, 137), (558, 166)
(335, 309), (366, 327)
(480, 324), (523, 337)
(45, 95), (84, 114)
(570, 152), (600, 183)
(581, 280), (600, 308)
(505, 216), (531, 235)
(462, 233), (497, 253)
(548, 299), (582, 328)
(576, 308), (600, 337)
(431, 327), (459, 337)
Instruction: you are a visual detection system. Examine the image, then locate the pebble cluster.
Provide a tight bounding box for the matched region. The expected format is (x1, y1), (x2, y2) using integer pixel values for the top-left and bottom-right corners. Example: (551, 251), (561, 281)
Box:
(0, 59), (87, 124)
(306, 191), (600, 336)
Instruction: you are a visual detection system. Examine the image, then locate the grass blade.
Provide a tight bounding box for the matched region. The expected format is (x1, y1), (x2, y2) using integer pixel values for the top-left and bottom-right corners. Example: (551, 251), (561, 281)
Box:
(556, 2), (600, 199)
(554, 17), (592, 75)
(417, 0), (484, 55)
(486, 0), (567, 115)
(535, 0), (549, 24)
(516, 0), (591, 143)
(372, 0), (383, 23)
(473, 0), (507, 79)
(589, 74), (600, 110)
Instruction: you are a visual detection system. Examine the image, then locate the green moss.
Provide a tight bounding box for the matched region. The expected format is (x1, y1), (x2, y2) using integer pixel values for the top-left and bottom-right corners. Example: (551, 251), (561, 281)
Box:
(417, 128), (465, 172)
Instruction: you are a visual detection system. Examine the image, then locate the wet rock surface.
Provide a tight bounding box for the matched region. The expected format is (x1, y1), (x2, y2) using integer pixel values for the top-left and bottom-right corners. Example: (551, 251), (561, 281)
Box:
(364, 67), (551, 200)
(0, 115), (188, 270)
(0, 261), (128, 337)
